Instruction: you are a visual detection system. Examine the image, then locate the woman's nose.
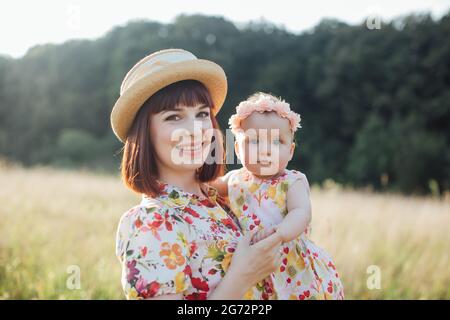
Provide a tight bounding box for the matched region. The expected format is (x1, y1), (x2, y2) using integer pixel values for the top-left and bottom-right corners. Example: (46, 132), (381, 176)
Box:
(176, 120), (204, 144)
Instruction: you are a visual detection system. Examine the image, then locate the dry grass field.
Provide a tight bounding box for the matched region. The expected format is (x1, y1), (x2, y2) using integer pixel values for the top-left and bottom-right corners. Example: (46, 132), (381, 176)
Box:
(0, 162), (449, 299)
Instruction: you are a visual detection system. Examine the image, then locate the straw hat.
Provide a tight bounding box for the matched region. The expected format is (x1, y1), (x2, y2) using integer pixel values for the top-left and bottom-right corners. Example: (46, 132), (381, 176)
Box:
(110, 48), (228, 142)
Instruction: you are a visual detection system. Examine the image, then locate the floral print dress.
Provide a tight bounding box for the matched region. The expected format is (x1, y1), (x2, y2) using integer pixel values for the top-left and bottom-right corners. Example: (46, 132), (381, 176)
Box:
(228, 167), (345, 300)
(115, 182), (275, 300)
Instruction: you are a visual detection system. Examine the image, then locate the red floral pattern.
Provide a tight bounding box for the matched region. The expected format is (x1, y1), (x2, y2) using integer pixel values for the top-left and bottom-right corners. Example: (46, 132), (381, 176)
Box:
(116, 182), (272, 300)
(228, 168), (345, 300)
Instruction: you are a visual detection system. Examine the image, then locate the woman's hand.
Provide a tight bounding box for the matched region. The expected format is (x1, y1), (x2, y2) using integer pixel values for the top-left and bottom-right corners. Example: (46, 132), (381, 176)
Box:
(227, 229), (283, 288)
(250, 226), (277, 244)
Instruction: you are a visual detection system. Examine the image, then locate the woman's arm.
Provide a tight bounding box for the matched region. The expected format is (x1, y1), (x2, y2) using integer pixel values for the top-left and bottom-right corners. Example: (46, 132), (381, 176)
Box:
(144, 293), (183, 300)
(145, 229), (283, 300)
(208, 230), (283, 299)
(145, 270), (256, 300)
(143, 270), (251, 300)
(276, 174), (312, 243)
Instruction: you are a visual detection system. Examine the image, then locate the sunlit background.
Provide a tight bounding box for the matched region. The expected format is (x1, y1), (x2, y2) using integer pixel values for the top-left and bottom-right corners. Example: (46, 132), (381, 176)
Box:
(0, 0), (449, 299)
(2, 0), (449, 58)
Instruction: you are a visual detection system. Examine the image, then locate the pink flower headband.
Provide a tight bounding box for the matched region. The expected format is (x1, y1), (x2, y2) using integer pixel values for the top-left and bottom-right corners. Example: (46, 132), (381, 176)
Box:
(228, 95), (301, 135)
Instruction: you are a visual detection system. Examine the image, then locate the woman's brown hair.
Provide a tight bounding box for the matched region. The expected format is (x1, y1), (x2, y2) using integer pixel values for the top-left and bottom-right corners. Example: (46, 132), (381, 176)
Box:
(120, 80), (225, 197)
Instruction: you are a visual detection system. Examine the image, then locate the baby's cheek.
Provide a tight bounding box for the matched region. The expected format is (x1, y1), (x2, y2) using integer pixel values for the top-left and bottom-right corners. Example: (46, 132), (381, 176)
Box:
(277, 147), (292, 168)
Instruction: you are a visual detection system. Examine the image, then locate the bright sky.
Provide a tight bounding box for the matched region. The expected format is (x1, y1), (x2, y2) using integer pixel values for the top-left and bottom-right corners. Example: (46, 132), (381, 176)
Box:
(1, 0), (449, 58)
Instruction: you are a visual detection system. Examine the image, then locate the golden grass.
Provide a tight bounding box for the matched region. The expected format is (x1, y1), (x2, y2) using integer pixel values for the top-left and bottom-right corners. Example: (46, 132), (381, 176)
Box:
(0, 163), (449, 299)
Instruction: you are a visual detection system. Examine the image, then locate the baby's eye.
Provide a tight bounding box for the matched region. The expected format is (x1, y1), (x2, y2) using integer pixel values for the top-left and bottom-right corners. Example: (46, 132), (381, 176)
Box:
(197, 111), (210, 118)
(164, 114), (181, 121)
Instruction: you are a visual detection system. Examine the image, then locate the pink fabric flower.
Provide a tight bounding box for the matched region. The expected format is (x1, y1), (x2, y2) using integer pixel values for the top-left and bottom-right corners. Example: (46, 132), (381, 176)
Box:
(228, 95), (301, 135)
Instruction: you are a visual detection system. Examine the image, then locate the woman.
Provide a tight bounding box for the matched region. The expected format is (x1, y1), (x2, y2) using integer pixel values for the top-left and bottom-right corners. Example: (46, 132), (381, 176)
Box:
(112, 49), (283, 300)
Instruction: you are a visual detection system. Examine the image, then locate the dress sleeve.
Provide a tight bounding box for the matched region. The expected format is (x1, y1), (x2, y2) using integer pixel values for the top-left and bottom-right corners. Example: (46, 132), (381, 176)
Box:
(115, 205), (192, 299)
(288, 170), (311, 196)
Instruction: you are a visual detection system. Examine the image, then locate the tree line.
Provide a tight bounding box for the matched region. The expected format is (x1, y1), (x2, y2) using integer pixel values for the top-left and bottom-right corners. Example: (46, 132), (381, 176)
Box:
(0, 13), (449, 194)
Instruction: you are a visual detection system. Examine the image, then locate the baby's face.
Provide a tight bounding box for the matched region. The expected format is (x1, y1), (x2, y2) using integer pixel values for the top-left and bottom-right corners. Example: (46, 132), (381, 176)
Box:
(235, 111), (295, 178)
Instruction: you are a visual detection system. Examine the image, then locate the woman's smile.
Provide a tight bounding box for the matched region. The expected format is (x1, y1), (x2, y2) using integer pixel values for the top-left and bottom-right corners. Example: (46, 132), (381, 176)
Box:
(175, 140), (209, 159)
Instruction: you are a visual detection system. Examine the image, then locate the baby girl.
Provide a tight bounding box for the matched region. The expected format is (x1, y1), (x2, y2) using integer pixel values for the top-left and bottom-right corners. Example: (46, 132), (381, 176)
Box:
(212, 92), (344, 300)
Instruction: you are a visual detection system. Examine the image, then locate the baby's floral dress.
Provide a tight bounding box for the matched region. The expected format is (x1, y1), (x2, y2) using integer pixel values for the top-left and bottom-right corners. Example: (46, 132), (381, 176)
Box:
(115, 181), (275, 300)
(228, 167), (345, 300)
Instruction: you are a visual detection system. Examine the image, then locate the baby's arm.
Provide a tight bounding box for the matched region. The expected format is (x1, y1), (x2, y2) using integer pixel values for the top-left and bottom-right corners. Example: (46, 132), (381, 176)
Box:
(276, 173), (312, 243)
(209, 170), (236, 197)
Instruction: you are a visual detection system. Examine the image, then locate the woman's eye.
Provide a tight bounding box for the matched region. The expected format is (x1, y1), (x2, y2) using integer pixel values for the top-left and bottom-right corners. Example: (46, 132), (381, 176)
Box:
(197, 111), (210, 118)
(164, 114), (180, 121)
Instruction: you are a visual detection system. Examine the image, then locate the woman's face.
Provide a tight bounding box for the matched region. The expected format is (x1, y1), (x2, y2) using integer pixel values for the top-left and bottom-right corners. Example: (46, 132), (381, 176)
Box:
(150, 103), (214, 175)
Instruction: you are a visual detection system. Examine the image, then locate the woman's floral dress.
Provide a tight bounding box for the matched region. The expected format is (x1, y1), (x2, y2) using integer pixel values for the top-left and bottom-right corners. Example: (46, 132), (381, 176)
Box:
(228, 167), (345, 300)
(115, 182), (275, 300)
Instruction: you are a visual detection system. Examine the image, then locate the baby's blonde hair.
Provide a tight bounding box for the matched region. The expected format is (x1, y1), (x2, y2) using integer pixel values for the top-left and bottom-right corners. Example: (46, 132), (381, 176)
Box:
(246, 92), (283, 104)
(245, 93), (299, 141)
(228, 91), (302, 138)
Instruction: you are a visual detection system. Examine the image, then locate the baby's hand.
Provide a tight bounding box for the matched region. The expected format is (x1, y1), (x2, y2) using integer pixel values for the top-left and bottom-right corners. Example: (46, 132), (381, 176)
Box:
(250, 226), (277, 245)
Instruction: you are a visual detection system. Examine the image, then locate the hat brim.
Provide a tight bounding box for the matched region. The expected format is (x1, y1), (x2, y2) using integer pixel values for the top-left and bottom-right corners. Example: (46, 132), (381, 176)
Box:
(111, 59), (227, 142)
